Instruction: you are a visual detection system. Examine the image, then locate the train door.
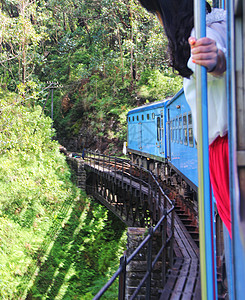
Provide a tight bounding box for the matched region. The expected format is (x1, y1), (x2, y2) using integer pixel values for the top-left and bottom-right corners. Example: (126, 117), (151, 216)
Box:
(160, 110), (164, 154)
(138, 118), (142, 151)
(166, 108), (171, 160)
(156, 112), (164, 156)
(156, 116), (161, 154)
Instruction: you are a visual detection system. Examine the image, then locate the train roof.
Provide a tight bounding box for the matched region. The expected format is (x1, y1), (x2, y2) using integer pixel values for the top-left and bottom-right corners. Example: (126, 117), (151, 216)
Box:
(127, 99), (169, 115)
(127, 88), (184, 115)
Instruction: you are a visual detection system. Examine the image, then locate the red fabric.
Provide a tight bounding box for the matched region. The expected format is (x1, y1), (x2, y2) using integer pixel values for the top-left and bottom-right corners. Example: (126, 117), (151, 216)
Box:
(209, 134), (232, 237)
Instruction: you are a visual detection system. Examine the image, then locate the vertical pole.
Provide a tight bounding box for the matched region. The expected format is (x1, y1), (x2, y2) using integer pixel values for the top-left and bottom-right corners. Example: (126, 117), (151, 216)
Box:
(162, 195), (167, 287)
(140, 167), (142, 204)
(118, 255), (126, 300)
(148, 172), (151, 207)
(122, 160), (124, 184)
(146, 227), (153, 300)
(130, 161), (132, 189)
(194, 0), (217, 299)
(226, 0), (236, 298)
(170, 206), (174, 268)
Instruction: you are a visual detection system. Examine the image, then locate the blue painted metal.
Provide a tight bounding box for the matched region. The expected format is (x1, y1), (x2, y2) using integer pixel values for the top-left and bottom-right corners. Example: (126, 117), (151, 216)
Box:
(127, 99), (169, 159)
(194, 0), (217, 298)
(226, 0), (245, 298)
(166, 90), (198, 188)
(127, 89), (198, 189)
(222, 0), (225, 9)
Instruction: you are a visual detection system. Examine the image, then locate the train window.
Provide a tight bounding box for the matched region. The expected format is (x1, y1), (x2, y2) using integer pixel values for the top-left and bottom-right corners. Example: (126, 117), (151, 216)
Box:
(183, 115), (187, 126)
(133, 116), (134, 121)
(172, 120), (175, 141)
(129, 117), (131, 122)
(152, 113), (155, 119)
(184, 128), (188, 145)
(137, 115), (139, 121)
(189, 128), (194, 147)
(170, 120), (173, 142)
(183, 114), (188, 145)
(176, 117), (178, 143)
(157, 117), (161, 141)
(188, 113), (193, 147)
(147, 114), (150, 120)
(179, 116), (182, 144)
(142, 114), (144, 120)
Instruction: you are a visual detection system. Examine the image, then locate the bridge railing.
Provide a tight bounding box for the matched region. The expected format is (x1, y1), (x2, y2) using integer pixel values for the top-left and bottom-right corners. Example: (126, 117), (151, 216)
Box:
(85, 151), (172, 219)
(83, 151), (175, 300)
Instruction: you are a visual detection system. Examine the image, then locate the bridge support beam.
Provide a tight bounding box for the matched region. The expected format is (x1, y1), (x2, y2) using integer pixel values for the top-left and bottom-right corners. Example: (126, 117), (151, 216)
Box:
(126, 228), (162, 300)
(66, 157), (86, 190)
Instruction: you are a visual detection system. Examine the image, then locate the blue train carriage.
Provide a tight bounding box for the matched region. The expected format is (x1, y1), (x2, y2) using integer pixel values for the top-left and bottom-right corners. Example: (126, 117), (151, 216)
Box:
(166, 89), (198, 191)
(127, 98), (169, 169)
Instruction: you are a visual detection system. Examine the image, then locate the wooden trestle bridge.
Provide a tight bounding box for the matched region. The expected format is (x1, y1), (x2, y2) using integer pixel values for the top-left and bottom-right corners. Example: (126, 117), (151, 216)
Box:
(69, 151), (201, 299)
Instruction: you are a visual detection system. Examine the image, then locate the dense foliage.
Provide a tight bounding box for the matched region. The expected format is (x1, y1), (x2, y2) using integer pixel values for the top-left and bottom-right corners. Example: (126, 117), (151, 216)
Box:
(0, 0), (182, 154)
(0, 90), (126, 299)
(0, 1), (183, 298)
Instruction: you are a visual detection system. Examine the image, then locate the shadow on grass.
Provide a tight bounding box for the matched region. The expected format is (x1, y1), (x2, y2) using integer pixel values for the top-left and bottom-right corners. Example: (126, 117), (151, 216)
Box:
(25, 198), (126, 300)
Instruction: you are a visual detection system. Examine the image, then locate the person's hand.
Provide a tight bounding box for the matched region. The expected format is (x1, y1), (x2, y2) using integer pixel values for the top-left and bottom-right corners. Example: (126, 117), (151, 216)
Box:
(188, 37), (226, 75)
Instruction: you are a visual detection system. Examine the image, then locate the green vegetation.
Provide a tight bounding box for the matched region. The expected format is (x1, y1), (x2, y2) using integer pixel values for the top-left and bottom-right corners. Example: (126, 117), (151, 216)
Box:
(27, 200), (127, 300)
(0, 90), (126, 299)
(0, 0), (182, 154)
(0, 0), (183, 298)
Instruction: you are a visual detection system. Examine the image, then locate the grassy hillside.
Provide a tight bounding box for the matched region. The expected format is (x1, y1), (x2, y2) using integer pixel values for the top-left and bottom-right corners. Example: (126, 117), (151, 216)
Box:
(0, 89), (126, 299)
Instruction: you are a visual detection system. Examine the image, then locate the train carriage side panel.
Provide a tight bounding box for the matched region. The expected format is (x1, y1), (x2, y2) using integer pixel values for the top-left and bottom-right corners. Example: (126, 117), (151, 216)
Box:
(166, 89), (198, 189)
(127, 118), (138, 151)
(127, 100), (168, 161)
(141, 113), (157, 155)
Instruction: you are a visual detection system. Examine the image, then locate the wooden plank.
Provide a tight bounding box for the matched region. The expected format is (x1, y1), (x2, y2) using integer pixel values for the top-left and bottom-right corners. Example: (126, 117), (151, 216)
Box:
(168, 261), (191, 299)
(183, 260), (199, 295)
(173, 212), (199, 258)
(159, 259), (183, 299)
(160, 257), (201, 299)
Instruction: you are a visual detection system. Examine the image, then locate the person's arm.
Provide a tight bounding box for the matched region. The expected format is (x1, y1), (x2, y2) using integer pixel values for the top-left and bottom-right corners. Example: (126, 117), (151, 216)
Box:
(188, 37), (226, 76)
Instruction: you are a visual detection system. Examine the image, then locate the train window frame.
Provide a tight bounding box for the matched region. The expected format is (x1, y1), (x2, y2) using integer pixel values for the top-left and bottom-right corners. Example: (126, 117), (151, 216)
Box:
(183, 113), (188, 146)
(157, 116), (161, 141)
(137, 115), (139, 121)
(147, 113), (150, 120)
(142, 114), (144, 121)
(170, 120), (173, 142)
(176, 117), (179, 143)
(133, 116), (135, 122)
(128, 117), (131, 122)
(179, 115), (183, 144)
(172, 119), (174, 142)
(188, 112), (194, 147)
(152, 113), (155, 119)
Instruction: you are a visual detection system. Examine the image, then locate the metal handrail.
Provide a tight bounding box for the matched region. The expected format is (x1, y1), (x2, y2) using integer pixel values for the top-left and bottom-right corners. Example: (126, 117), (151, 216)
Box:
(84, 150), (174, 206)
(82, 150), (175, 299)
(93, 207), (174, 300)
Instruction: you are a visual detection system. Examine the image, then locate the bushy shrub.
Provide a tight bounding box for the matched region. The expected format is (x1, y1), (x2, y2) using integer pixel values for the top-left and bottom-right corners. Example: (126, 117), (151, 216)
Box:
(138, 68), (183, 101)
(0, 89), (80, 298)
